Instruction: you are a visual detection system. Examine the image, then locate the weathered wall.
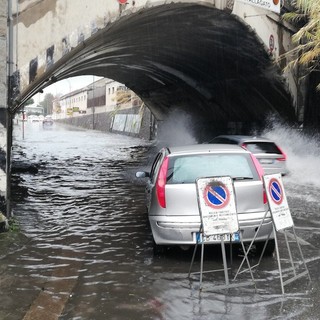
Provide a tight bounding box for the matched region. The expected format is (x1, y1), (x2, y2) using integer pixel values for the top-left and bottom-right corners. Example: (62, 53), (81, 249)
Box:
(57, 106), (154, 141)
(13, 0), (221, 97)
(0, 1), (6, 112)
(0, 0), (7, 212)
(232, 2), (304, 122)
(10, 0), (301, 124)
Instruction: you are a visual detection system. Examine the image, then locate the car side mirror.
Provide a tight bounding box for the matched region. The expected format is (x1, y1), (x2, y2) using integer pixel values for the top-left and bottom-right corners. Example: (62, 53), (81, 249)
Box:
(135, 171), (149, 178)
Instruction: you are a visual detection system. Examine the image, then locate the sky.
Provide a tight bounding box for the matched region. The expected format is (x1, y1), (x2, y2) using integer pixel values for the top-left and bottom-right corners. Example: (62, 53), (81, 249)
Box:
(33, 75), (100, 104)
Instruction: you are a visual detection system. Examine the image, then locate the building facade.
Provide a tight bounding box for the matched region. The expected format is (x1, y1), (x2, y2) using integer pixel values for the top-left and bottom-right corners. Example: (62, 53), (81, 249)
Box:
(54, 88), (89, 119)
(53, 78), (153, 139)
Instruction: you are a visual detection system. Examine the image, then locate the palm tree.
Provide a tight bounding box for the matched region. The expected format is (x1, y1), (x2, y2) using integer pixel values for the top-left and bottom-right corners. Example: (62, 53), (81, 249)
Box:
(282, 0), (320, 89)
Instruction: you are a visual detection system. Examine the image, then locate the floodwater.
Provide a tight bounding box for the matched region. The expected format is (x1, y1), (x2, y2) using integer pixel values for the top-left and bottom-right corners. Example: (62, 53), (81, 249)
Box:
(0, 121), (320, 320)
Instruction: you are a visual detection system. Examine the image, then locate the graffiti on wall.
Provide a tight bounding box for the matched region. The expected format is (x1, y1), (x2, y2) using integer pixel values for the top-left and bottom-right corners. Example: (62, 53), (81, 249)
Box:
(46, 45), (55, 69)
(62, 37), (70, 56)
(17, 0), (142, 95)
(29, 57), (38, 83)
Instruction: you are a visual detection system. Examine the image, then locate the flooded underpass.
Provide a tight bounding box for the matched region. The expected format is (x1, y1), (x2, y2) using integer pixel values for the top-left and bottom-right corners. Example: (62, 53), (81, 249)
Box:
(1, 121), (320, 320)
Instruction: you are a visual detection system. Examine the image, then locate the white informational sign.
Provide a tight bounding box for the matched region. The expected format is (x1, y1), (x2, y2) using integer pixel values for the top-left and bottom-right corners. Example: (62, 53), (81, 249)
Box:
(263, 174), (294, 231)
(196, 177), (239, 238)
(236, 0), (281, 14)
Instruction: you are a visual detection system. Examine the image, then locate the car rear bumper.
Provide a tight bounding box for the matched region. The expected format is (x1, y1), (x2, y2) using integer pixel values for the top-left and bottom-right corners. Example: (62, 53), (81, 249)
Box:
(262, 163), (288, 176)
(150, 212), (274, 245)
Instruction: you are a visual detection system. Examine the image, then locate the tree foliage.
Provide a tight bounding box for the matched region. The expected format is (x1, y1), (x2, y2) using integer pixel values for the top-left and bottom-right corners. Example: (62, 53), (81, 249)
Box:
(282, 0), (320, 89)
(39, 93), (55, 116)
(23, 98), (34, 106)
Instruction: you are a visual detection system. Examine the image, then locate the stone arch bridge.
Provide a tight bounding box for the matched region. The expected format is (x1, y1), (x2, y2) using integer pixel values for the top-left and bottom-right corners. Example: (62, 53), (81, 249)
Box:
(2, 0), (303, 214)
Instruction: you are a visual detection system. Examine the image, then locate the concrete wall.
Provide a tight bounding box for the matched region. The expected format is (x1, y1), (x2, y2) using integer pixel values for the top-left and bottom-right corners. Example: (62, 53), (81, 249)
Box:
(12, 0), (302, 121)
(0, 0), (7, 212)
(232, 3), (303, 121)
(57, 105), (155, 141)
(0, 1), (6, 112)
(14, 0), (221, 96)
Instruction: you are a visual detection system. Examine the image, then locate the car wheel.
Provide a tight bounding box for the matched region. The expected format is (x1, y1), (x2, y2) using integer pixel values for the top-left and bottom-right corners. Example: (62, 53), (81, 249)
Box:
(255, 239), (275, 256)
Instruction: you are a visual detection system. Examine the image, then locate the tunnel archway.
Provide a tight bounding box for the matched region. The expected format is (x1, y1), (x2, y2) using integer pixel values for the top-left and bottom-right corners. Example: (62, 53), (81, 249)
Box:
(14, 3), (296, 139)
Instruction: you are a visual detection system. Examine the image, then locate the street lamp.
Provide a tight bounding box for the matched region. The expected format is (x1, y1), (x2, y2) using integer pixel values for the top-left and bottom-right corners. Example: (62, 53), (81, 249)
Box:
(92, 75), (95, 130)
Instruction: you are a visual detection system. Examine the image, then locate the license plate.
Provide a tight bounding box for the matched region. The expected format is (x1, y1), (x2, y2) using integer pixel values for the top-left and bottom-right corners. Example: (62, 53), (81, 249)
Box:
(259, 158), (274, 164)
(196, 232), (240, 243)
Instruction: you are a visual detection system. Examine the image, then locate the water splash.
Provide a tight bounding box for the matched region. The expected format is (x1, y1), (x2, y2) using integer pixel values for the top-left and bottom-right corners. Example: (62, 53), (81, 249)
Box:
(262, 120), (320, 188)
(157, 109), (198, 147)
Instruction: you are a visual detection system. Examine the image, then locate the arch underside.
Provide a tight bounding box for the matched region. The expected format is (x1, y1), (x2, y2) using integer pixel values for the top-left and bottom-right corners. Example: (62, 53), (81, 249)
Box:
(15, 3), (296, 134)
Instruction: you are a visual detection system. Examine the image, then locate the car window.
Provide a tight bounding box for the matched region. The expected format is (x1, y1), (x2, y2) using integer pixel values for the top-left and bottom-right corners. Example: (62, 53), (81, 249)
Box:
(210, 137), (237, 144)
(150, 151), (164, 183)
(166, 153), (257, 184)
(244, 142), (281, 154)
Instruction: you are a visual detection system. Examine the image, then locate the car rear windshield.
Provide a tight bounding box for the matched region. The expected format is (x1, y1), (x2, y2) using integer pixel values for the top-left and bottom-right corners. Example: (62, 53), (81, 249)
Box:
(166, 153), (258, 184)
(244, 142), (281, 154)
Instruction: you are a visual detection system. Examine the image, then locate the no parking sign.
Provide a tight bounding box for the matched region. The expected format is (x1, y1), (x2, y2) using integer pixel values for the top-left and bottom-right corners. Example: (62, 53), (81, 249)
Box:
(263, 174), (293, 231)
(196, 176), (239, 237)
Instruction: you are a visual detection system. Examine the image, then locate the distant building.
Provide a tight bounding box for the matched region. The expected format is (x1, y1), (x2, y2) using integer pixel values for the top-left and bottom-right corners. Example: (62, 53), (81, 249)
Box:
(53, 87), (89, 119)
(87, 78), (107, 112)
(51, 77), (150, 137)
(52, 78), (142, 119)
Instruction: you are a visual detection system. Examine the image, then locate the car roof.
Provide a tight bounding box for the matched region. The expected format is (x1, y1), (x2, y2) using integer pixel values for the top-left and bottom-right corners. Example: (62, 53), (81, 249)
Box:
(214, 135), (273, 143)
(167, 143), (249, 155)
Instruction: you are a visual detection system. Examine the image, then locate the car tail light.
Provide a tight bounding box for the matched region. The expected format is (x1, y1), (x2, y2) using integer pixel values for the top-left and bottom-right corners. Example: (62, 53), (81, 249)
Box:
(156, 156), (169, 208)
(250, 154), (268, 204)
(263, 190), (268, 204)
(250, 153), (264, 179)
(241, 143), (247, 150)
(276, 146), (287, 161)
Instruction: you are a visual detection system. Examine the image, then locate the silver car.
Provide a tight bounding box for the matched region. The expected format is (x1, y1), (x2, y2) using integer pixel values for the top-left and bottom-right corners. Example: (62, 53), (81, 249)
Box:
(209, 135), (288, 175)
(136, 144), (274, 254)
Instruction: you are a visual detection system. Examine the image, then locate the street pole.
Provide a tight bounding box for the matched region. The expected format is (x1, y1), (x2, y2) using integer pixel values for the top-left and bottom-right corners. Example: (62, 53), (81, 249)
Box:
(22, 108), (25, 139)
(6, 0), (14, 217)
(92, 75), (95, 130)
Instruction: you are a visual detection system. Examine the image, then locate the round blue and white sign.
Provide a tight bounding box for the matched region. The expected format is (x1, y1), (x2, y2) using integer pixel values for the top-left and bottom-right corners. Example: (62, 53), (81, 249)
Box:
(268, 178), (283, 205)
(204, 183), (230, 209)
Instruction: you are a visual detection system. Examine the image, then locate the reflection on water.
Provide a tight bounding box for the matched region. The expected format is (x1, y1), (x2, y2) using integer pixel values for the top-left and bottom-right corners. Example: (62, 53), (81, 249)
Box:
(0, 122), (319, 319)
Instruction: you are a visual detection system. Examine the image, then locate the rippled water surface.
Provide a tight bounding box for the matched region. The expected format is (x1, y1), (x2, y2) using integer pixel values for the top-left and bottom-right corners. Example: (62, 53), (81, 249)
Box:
(1, 122), (320, 320)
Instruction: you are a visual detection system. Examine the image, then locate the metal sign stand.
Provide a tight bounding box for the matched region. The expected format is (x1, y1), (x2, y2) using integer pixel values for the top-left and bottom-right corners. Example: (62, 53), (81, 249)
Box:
(233, 210), (270, 277)
(188, 176), (256, 290)
(188, 229), (256, 290)
(273, 225), (311, 294)
(235, 174), (311, 294)
(235, 220), (310, 294)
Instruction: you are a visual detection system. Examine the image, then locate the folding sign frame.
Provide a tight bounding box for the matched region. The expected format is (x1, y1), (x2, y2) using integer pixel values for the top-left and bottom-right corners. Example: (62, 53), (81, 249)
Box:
(188, 176), (256, 290)
(234, 174), (311, 294)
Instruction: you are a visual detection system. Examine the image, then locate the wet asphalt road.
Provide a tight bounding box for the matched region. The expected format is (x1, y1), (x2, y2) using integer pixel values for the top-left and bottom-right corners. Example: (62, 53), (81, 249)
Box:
(0, 122), (320, 320)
